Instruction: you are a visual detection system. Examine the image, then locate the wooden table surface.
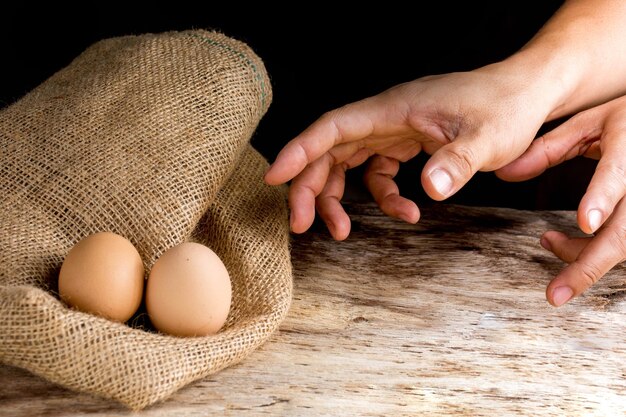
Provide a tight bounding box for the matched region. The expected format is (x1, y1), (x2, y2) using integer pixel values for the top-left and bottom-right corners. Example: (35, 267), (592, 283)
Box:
(2, 202), (626, 416)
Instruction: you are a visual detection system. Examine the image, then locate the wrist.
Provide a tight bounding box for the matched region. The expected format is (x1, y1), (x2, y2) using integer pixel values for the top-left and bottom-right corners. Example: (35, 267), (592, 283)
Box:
(508, 50), (584, 121)
(475, 50), (580, 123)
(491, 0), (626, 120)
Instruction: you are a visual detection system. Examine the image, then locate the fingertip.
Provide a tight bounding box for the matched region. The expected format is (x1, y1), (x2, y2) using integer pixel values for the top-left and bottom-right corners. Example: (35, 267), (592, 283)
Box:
(422, 167), (454, 200)
(264, 159), (299, 186)
(319, 206), (351, 241)
(587, 209), (603, 234)
(290, 215), (312, 234)
(547, 285), (574, 307)
(264, 141), (312, 186)
(422, 140), (493, 201)
(576, 202), (604, 235)
(288, 203), (315, 235)
(540, 230), (568, 253)
(316, 193), (351, 241)
(542, 230), (564, 241)
(399, 204), (420, 224)
(378, 194), (420, 224)
(288, 211), (299, 234)
(400, 211), (420, 224)
(329, 219), (351, 241)
(263, 164), (280, 185)
(263, 164), (285, 186)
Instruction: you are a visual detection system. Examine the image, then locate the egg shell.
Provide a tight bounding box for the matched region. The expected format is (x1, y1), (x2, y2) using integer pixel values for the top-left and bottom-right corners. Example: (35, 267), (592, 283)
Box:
(58, 232), (145, 322)
(146, 242), (232, 337)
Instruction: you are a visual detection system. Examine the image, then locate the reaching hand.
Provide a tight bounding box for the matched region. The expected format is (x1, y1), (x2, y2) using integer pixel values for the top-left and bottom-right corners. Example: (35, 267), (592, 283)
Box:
(498, 95), (626, 306)
(263, 0), (626, 308)
(264, 67), (555, 240)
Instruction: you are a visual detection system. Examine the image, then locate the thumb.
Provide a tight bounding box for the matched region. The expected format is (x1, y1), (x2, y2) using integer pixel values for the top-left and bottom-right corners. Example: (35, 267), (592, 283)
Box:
(421, 139), (491, 200)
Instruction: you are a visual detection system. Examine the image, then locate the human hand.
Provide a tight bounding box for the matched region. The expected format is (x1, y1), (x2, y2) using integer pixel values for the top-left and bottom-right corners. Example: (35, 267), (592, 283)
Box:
(497, 95), (626, 306)
(264, 66), (557, 240)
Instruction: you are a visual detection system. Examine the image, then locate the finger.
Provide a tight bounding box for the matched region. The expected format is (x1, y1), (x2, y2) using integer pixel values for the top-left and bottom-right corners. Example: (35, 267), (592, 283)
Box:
(540, 230), (591, 263)
(363, 155), (420, 223)
(315, 149), (372, 241)
(421, 137), (492, 200)
(496, 110), (603, 182)
(264, 97), (400, 186)
(577, 122), (626, 234)
(288, 153), (334, 234)
(316, 164), (351, 241)
(545, 200), (626, 307)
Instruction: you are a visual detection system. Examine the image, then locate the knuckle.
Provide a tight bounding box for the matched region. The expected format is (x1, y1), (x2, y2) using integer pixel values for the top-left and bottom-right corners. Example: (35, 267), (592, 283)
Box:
(606, 225), (626, 260)
(599, 163), (626, 193)
(364, 156), (394, 180)
(374, 155), (396, 171)
(301, 183), (319, 198)
(319, 109), (340, 124)
(293, 142), (311, 165)
(334, 164), (348, 182)
(446, 145), (477, 176)
(577, 260), (604, 287)
(325, 151), (339, 168)
(317, 110), (343, 142)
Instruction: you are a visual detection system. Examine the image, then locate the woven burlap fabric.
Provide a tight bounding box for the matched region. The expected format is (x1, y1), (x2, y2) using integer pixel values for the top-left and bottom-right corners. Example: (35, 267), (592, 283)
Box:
(0, 30), (292, 410)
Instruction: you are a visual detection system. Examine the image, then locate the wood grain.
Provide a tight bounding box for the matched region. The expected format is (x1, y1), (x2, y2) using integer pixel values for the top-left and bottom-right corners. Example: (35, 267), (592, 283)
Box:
(2, 202), (626, 416)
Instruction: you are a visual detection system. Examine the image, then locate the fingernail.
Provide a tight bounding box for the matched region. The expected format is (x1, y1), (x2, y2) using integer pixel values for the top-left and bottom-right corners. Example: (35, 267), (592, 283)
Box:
(540, 236), (551, 251)
(552, 286), (574, 307)
(587, 209), (603, 233)
(429, 168), (453, 197)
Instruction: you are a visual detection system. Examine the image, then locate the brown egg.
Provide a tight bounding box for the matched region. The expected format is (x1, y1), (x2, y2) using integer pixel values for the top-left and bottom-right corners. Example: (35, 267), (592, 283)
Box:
(146, 242), (232, 337)
(58, 232), (145, 322)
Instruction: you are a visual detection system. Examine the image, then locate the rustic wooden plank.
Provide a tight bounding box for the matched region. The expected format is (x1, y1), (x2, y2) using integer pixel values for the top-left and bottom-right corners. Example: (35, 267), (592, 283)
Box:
(2, 202), (626, 416)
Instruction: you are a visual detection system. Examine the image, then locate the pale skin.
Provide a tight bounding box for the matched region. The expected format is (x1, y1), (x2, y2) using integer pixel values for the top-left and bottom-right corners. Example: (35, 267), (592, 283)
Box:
(264, 0), (626, 307)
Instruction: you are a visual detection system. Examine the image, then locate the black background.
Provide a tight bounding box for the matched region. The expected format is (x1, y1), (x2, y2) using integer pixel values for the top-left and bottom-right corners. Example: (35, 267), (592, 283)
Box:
(1, 2), (595, 210)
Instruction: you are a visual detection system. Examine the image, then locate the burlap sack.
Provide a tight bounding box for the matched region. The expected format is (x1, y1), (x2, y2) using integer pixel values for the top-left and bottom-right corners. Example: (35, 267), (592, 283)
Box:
(0, 30), (292, 410)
